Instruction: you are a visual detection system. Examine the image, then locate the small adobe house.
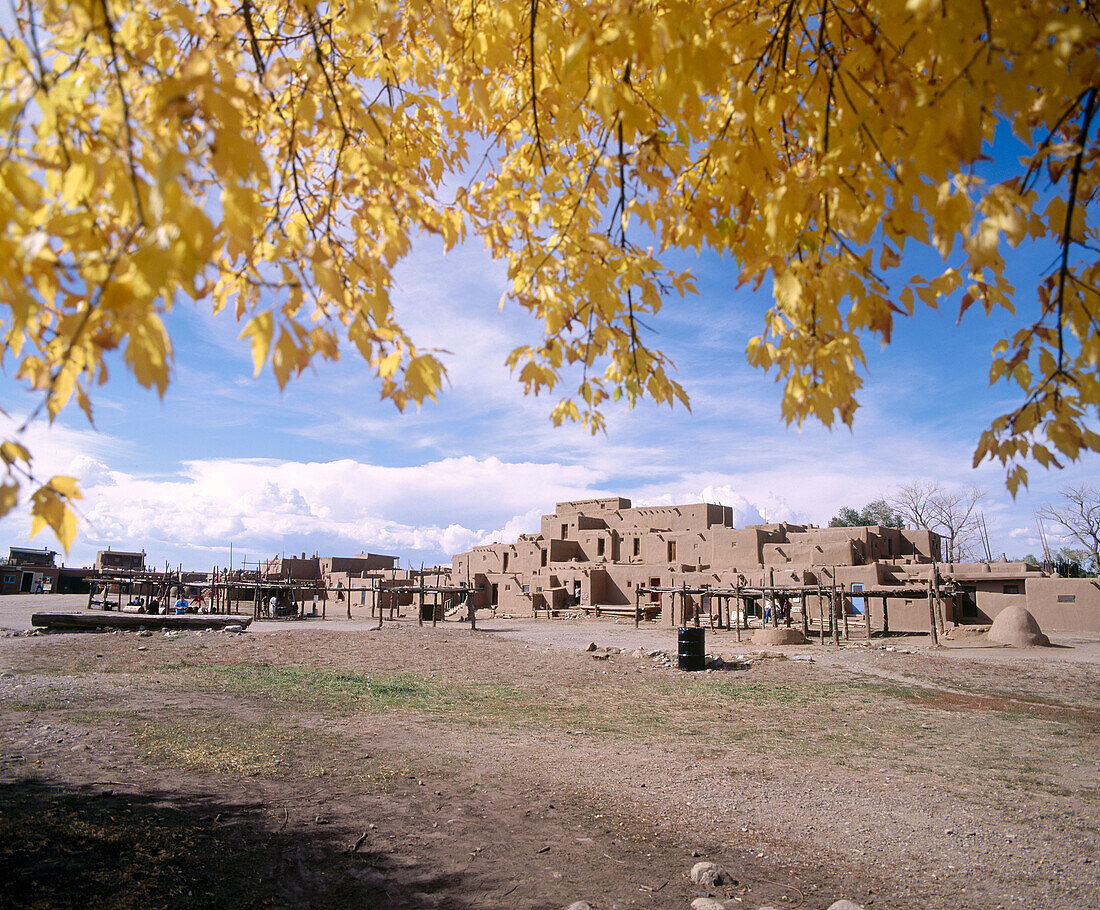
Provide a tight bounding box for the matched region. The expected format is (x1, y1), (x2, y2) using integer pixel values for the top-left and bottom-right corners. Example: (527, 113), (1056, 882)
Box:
(452, 497), (1100, 633)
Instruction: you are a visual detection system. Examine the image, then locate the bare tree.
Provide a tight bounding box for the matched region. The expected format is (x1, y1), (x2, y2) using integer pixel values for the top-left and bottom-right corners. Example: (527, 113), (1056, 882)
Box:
(1037, 485), (1100, 574)
(891, 482), (987, 563)
(890, 481), (940, 531)
(928, 486), (986, 563)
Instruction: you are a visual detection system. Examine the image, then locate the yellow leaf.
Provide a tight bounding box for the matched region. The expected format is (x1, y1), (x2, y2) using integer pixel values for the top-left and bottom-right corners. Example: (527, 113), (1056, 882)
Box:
(240, 311), (275, 376)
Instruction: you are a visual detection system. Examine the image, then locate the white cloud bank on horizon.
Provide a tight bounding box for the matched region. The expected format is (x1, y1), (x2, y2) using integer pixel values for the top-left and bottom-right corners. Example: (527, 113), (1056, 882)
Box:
(0, 452), (608, 567)
(0, 408), (1092, 568)
(0, 449), (807, 569)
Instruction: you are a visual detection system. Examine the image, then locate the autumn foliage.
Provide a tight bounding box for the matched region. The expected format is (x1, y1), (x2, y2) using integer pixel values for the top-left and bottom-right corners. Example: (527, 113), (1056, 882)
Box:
(1, 0), (1098, 548)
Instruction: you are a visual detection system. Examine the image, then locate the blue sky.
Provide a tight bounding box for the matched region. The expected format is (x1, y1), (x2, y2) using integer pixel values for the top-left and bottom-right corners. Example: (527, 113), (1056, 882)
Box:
(0, 221), (1095, 571)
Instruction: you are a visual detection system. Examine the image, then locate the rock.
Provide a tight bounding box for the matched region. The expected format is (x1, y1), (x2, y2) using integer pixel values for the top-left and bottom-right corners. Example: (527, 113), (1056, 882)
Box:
(584, 642), (598, 652)
(690, 899), (726, 910)
(690, 861), (734, 888)
(752, 628), (808, 646)
(826, 901), (865, 910)
(223, 624), (245, 633)
(138, 629), (152, 637)
(987, 606), (1050, 648)
(565, 902), (596, 910)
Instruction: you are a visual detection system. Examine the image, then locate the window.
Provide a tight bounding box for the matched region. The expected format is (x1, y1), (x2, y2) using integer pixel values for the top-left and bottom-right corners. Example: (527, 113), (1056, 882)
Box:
(502, 552), (509, 571)
(1002, 584), (1019, 595)
(597, 538), (605, 556)
(561, 523), (569, 538)
(536, 586), (542, 592)
(505, 584), (511, 590)
(633, 538), (640, 557)
(2, 574), (15, 584)
(522, 585), (530, 593)
(1058, 594), (1076, 603)
(667, 540), (676, 562)
(541, 550), (547, 567)
(626, 580), (632, 588)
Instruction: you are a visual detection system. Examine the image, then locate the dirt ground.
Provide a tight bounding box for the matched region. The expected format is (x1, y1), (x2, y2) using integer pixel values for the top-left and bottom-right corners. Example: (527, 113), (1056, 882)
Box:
(1, 595), (1098, 909)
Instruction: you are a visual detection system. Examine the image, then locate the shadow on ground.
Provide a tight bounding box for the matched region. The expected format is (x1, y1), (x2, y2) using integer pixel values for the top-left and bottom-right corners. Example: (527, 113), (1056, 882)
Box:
(0, 779), (477, 909)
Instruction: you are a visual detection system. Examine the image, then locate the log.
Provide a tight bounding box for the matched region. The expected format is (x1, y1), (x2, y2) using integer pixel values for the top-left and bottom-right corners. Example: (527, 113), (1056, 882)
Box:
(32, 612), (253, 632)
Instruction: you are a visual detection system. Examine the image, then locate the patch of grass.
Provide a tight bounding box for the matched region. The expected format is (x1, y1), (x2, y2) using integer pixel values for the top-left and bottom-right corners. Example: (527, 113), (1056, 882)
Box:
(182, 662), (541, 719)
(134, 715), (336, 778)
(132, 712), (451, 786)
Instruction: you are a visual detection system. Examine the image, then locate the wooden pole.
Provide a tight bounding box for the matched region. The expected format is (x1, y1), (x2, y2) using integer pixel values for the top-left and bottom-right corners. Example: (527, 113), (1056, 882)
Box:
(842, 594), (850, 640)
(817, 586), (824, 643)
(927, 578), (939, 645)
(882, 595), (890, 635)
(864, 585), (873, 640)
(932, 563), (946, 634)
(831, 582), (840, 646)
(734, 585), (741, 643)
(634, 587), (640, 629)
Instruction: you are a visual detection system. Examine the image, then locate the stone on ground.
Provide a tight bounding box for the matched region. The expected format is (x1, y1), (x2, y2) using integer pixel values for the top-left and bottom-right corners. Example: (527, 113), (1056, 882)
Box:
(564, 902), (595, 910)
(690, 899), (727, 910)
(690, 860), (734, 887)
(987, 605), (1050, 647)
(826, 901), (865, 910)
(752, 627), (807, 646)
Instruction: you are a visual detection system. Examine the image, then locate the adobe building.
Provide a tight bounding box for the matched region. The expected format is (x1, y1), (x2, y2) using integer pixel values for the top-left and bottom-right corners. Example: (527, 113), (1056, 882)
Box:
(2, 546), (59, 594)
(258, 550), (443, 615)
(2, 546), (94, 594)
(95, 548), (146, 572)
(452, 497), (1100, 634)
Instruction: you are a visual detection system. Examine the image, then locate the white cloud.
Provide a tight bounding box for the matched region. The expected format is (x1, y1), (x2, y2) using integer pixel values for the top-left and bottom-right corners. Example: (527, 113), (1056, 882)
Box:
(1, 453), (609, 568)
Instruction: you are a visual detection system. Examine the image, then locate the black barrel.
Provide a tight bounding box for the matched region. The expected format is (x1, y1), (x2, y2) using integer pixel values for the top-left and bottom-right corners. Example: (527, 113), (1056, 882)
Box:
(677, 627), (706, 671)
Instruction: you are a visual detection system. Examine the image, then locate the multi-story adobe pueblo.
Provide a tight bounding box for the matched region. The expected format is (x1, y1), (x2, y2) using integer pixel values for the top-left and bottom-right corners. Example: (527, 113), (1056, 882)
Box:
(453, 497), (1100, 633)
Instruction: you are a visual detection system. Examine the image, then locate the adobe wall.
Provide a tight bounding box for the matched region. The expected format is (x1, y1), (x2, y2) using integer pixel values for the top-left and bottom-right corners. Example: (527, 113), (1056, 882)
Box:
(901, 528), (940, 561)
(708, 528), (778, 568)
(554, 497), (632, 515)
(764, 539), (856, 568)
(1023, 578), (1100, 632)
(576, 529), (617, 563)
(617, 502), (732, 533)
(874, 597), (934, 633)
(548, 538), (583, 562)
(270, 557), (320, 580)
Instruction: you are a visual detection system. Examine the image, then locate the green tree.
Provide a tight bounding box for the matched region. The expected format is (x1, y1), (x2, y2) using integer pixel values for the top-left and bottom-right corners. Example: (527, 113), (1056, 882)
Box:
(829, 499), (904, 529)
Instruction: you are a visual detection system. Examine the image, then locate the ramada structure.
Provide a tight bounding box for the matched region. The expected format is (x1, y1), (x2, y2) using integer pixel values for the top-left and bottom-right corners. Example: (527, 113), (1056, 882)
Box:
(453, 497), (1100, 633)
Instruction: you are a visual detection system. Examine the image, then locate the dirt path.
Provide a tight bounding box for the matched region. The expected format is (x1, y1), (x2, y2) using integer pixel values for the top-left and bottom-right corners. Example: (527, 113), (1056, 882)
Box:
(1, 618), (1097, 909)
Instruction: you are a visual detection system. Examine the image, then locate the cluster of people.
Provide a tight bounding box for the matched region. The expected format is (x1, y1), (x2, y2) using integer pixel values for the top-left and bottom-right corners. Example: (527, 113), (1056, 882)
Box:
(133, 590), (210, 614)
(762, 596), (791, 624)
